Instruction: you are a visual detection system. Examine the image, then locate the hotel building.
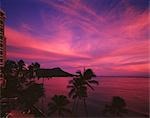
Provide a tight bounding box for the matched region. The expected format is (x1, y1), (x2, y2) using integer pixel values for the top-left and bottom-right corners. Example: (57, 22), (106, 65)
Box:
(0, 9), (6, 79)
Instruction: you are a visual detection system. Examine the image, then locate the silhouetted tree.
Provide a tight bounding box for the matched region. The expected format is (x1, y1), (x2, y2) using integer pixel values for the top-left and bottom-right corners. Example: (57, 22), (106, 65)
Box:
(2, 60), (19, 97)
(48, 95), (71, 117)
(77, 69), (99, 90)
(18, 83), (44, 113)
(2, 60), (41, 95)
(17, 60), (27, 84)
(2, 60), (18, 78)
(102, 96), (127, 116)
(68, 79), (87, 115)
(1, 60), (43, 117)
(17, 60), (26, 74)
(28, 62), (40, 80)
(68, 68), (99, 116)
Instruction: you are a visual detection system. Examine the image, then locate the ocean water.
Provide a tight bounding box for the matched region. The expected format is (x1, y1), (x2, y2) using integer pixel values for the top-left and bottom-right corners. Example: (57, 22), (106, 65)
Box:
(36, 77), (149, 116)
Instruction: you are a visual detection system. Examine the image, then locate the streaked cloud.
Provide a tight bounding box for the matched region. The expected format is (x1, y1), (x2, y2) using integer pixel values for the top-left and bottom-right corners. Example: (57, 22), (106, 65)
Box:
(4, 0), (149, 76)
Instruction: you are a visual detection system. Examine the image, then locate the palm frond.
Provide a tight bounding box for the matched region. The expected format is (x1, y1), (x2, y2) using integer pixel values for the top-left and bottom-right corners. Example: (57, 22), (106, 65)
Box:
(69, 80), (73, 84)
(88, 80), (99, 85)
(48, 102), (56, 107)
(68, 88), (75, 98)
(73, 94), (78, 99)
(61, 108), (72, 113)
(85, 82), (94, 90)
(67, 85), (74, 88)
(48, 107), (57, 116)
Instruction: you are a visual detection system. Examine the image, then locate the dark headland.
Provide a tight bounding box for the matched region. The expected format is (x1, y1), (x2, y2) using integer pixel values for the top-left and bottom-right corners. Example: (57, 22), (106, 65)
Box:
(36, 67), (74, 78)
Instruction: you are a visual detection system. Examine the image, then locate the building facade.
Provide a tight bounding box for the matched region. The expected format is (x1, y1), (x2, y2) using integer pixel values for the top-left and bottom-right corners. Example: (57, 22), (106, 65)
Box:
(0, 9), (6, 79)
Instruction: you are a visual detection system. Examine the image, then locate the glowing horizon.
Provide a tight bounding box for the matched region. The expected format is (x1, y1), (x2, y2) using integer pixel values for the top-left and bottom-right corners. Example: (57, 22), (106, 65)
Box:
(2, 0), (149, 76)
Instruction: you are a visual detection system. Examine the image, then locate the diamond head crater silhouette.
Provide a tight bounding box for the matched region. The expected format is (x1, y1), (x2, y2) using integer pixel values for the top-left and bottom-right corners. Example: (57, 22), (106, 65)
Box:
(36, 67), (74, 78)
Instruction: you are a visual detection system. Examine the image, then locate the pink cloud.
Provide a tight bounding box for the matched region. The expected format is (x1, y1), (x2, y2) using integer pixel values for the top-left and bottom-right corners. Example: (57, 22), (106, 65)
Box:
(6, 26), (90, 58)
(6, 0), (149, 76)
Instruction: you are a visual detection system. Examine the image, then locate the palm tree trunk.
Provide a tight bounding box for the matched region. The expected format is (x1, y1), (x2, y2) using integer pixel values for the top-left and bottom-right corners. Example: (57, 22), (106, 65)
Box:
(58, 110), (60, 117)
(75, 98), (79, 115)
(42, 78), (44, 84)
(72, 98), (76, 112)
(83, 98), (88, 117)
(41, 97), (44, 112)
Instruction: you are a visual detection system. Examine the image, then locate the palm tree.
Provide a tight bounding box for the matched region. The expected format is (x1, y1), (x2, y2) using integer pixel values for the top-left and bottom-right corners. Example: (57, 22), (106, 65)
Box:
(32, 62), (40, 77)
(77, 69), (99, 90)
(2, 60), (18, 78)
(17, 60), (26, 73)
(18, 83), (44, 113)
(1, 60), (44, 115)
(17, 60), (27, 83)
(2, 60), (41, 96)
(67, 68), (99, 116)
(48, 95), (71, 117)
(2, 60), (19, 97)
(28, 64), (34, 80)
(67, 79), (87, 115)
(28, 62), (40, 80)
(102, 96), (127, 116)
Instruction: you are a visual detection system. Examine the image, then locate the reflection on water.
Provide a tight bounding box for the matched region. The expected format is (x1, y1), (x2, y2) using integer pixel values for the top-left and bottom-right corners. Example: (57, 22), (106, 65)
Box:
(36, 77), (149, 115)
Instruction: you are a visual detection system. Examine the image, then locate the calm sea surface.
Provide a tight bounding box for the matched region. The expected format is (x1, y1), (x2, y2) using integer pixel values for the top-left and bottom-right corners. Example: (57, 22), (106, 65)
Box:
(36, 77), (149, 116)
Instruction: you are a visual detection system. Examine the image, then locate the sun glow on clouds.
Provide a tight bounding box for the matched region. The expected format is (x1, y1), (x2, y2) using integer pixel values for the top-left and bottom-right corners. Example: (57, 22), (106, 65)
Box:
(5, 0), (149, 76)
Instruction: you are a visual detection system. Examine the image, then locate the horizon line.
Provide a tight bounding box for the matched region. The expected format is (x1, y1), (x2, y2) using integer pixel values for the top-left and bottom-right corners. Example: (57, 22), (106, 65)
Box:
(96, 75), (149, 78)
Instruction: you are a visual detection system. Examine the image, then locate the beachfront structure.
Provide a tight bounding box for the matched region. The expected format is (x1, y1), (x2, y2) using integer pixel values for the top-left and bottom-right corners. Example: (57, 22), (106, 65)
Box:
(0, 9), (6, 79)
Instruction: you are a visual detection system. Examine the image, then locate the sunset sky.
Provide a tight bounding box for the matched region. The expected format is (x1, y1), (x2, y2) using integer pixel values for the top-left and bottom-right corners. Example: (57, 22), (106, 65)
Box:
(2, 0), (149, 76)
